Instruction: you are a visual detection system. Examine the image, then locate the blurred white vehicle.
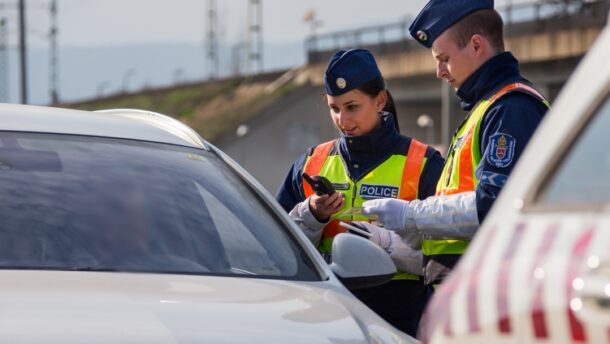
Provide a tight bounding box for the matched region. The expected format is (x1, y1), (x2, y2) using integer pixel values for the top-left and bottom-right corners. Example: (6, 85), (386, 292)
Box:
(420, 20), (610, 344)
(0, 104), (416, 343)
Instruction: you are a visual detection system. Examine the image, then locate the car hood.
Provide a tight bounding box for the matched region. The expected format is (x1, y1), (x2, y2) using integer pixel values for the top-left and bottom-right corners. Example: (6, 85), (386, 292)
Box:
(0, 270), (413, 343)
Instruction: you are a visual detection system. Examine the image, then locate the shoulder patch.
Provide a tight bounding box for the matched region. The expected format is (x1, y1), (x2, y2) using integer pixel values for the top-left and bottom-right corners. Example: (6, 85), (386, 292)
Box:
(480, 171), (508, 187)
(487, 133), (516, 168)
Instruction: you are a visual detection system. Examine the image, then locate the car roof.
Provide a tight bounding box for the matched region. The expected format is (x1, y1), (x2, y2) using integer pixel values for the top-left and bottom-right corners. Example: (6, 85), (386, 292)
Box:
(0, 103), (208, 149)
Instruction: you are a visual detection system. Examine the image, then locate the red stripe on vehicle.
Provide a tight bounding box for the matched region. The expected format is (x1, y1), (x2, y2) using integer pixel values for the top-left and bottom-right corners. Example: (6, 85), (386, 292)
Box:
(496, 223), (527, 334)
(529, 223), (560, 339)
(442, 270), (464, 337)
(419, 269), (463, 342)
(566, 226), (594, 342)
(467, 225), (498, 333)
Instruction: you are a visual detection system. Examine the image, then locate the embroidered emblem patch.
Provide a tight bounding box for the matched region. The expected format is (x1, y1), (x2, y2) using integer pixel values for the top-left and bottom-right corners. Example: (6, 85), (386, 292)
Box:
(359, 184), (399, 199)
(487, 133), (516, 168)
(480, 171), (508, 187)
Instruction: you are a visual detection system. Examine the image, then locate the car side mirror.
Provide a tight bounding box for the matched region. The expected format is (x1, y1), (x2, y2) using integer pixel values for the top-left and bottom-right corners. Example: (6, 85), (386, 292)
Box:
(329, 233), (396, 290)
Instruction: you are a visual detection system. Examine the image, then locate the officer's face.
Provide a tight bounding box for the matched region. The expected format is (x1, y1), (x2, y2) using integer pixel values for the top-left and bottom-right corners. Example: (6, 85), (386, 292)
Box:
(327, 89), (384, 137)
(431, 29), (480, 90)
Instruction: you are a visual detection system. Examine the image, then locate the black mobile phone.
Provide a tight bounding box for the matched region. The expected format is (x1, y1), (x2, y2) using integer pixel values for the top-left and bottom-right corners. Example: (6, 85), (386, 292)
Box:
(338, 221), (372, 238)
(302, 172), (336, 196)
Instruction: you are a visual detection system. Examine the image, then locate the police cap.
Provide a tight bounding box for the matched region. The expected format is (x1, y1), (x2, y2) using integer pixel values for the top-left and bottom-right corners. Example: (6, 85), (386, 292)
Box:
(324, 49), (382, 96)
(408, 0), (494, 48)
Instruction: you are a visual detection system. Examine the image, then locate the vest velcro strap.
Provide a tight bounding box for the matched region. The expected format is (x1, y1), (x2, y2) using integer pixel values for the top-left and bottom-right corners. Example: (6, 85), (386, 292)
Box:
(303, 140), (336, 197)
(400, 139), (428, 200)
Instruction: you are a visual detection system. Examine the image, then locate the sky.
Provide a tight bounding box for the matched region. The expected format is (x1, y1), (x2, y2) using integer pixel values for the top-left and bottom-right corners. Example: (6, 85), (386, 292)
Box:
(22, 0), (429, 48)
(4, 0), (529, 104)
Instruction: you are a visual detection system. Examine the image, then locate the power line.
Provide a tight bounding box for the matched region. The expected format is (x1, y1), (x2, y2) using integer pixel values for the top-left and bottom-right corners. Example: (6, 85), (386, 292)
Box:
(18, 0), (27, 104)
(0, 17), (8, 102)
(246, 0), (263, 75)
(206, 0), (219, 80)
(49, 0), (58, 103)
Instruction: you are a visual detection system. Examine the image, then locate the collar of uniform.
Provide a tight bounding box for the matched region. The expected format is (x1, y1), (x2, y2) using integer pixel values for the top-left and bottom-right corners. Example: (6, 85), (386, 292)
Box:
(339, 112), (400, 154)
(457, 52), (521, 111)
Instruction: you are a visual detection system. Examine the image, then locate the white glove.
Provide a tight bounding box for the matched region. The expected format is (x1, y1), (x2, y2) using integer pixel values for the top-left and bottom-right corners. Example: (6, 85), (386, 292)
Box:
(352, 221), (423, 275)
(351, 221), (393, 249)
(361, 198), (414, 231)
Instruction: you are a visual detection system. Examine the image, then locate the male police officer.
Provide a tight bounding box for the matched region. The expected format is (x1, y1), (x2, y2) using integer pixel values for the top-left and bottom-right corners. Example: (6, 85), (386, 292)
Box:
(361, 0), (549, 285)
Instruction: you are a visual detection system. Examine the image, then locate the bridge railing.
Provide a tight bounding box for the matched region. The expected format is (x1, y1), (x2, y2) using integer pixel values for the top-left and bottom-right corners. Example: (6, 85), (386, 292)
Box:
(305, 0), (610, 64)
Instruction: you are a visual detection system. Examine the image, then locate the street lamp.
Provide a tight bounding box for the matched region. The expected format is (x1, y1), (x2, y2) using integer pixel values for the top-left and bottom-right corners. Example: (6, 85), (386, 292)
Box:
(417, 114), (435, 143)
(236, 124), (249, 137)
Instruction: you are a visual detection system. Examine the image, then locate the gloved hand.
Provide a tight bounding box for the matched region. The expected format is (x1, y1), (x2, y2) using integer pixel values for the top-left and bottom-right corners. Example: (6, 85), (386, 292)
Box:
(352, 221), (424, 275)
(362, 198), (413, 231)
(351, 221), (393, 250)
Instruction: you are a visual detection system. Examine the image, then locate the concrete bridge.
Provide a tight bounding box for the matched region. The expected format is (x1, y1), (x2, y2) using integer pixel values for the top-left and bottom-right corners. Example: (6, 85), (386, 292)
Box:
(217, 0), (610, 193)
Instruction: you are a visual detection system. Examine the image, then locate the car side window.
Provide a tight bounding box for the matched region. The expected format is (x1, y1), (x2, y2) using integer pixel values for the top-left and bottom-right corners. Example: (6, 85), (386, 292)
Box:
(538, 93), (610, 206)
(194, 182), (296, 276)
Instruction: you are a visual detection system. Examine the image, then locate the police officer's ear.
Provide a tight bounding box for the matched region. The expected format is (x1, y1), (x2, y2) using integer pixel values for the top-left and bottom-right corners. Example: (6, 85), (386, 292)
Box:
(470, 34), (483, 54)
(469, 34), (494, 58)
(375, 90), (388, 113)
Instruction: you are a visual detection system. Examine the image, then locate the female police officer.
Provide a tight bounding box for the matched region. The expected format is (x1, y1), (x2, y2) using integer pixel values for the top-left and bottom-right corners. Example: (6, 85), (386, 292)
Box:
(275, 48), (444, 336)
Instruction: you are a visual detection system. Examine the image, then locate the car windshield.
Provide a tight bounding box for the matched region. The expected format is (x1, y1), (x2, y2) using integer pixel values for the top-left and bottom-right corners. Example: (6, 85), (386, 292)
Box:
(0, 132), (320, 281)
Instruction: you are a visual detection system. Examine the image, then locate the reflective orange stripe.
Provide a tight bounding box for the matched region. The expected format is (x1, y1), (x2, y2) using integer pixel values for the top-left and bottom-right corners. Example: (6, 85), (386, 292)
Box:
(489, 82), (546, 104)
(400, 139), (428, 200)
(322, 220), (343, 238)
(302, 140), (336, 197)
(302, 140), (346, 250)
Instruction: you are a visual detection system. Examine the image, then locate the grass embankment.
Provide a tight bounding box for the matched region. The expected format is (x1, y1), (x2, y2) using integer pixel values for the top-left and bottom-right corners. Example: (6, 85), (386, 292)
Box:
(65, 75), (300, 143)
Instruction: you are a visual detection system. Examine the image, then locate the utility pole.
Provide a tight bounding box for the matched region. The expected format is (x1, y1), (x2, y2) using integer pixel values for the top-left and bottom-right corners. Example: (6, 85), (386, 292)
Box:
(0, 17), (8, 102)
(18, 0), (27, 104)
(246, 0), (263, 75)
(49, 0), (58, 104)
(206, 0), (219, 80)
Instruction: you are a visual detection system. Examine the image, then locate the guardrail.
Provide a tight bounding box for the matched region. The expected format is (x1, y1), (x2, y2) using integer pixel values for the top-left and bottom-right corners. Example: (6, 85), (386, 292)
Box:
(305, 0), (610, 64)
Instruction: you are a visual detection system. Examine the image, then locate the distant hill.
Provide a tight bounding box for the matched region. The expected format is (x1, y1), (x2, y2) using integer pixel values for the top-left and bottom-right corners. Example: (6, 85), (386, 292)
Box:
(7, 42), (305, 105)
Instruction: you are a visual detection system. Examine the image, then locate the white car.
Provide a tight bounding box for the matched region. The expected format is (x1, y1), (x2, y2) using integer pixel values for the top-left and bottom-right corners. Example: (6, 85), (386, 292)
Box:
(420, 21), (610, 344)
(0, 104), (416, 343)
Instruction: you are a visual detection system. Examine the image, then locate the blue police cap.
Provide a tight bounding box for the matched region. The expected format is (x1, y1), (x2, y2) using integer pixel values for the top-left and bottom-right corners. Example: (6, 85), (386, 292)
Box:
(324, 49), (382, 96)
(409, 0), (494, 48)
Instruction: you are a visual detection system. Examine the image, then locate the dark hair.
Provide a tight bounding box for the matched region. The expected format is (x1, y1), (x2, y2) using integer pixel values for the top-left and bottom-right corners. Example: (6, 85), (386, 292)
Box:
(450, 9), (505, 53)
(357, 77), (400, 133)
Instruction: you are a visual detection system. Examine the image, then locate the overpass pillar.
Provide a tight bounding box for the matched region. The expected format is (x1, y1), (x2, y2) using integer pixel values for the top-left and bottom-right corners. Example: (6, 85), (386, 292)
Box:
(440, 81), (458, 153)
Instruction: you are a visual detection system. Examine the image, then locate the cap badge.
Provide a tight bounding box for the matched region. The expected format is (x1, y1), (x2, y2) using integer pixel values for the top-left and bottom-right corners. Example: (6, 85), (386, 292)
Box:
(336, 77), (347, 89)
(416, 30), (428, 42)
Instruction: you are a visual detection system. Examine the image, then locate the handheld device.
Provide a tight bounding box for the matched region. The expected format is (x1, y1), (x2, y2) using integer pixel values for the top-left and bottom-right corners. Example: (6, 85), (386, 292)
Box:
(302, 172), (335, 196)
(339, 221), (373, 238)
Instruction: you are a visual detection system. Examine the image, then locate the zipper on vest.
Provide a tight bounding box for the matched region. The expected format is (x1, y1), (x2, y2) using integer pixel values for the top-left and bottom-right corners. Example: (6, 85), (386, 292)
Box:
(351, 181), (358, 210)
